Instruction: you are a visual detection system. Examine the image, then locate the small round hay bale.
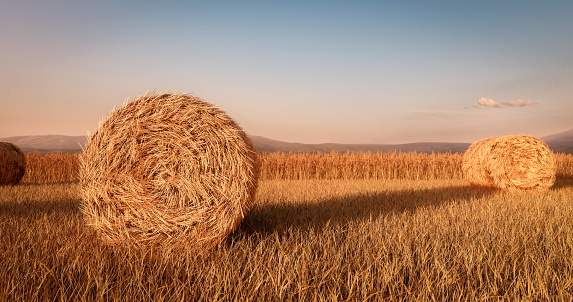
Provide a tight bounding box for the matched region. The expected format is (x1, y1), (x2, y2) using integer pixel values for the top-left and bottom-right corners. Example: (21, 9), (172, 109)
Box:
(80, 92), (260, 250)
(462, 135), (556, 191)
(0, 141), (26, 185)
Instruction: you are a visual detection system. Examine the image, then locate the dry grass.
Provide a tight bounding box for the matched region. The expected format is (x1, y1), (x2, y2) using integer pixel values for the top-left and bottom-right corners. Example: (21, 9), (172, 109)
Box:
(1, 177), (573, 301)
(80, 92), (260, 250)
(0, 141), (26, 185)
(463, 135), (556, 191)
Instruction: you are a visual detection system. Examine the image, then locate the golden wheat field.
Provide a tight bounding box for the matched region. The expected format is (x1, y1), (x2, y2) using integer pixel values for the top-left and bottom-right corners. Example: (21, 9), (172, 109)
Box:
(2, 151), (573, 301)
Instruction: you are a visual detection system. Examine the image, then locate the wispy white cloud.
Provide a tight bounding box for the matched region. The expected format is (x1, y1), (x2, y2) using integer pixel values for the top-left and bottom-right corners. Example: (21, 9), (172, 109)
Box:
(476, 97), (502, 108)
(505, 99), (535, 107)
(467, 97), (536, 109)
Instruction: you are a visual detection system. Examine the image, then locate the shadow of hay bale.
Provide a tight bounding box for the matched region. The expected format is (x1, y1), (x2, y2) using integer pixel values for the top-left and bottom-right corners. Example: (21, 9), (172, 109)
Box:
(552, 174), (573, 190)
(0, 197), (79, 218)
(237, 185), (497, 236)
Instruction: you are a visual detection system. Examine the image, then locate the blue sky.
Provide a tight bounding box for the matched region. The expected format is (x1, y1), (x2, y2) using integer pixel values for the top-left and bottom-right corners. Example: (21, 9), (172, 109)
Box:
(1, 0), (572, 143)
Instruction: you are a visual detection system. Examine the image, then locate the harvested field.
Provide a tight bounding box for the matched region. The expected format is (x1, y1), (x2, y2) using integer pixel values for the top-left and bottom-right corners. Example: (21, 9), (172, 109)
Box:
(1, 176), (573, 300)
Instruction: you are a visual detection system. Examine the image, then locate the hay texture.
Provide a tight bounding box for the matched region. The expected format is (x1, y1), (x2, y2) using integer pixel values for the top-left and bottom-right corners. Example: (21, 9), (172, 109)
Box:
(80, 92), (260, 249)
(0, 141), (26, 185)
(462, 135), (556, 191)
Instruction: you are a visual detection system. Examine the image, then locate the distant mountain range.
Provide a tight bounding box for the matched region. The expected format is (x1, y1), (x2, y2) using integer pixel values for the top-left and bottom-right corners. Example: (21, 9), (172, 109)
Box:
(250, 136), (472, 154)
(2, 128), (573, 154)
(0, 135), (86, 154)
(541, 128), (573, 153)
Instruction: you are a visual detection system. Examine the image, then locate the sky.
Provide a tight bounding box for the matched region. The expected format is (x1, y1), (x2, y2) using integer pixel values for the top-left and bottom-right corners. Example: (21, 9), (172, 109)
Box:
(1, 0), (572, 144)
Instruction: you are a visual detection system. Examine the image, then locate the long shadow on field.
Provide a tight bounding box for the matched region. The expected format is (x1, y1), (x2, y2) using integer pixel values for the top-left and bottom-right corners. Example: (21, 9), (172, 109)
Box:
(553, 174), (573, 190)
(237, 185), (497, 236)
(0, 182), (80, 218)
(0, 198), (80, 218)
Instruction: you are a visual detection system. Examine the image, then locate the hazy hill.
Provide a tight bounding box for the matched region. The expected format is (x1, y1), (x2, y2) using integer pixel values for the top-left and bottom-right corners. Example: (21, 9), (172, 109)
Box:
(253, 129), (573, 154)
(542, 128), (573, 142)
(2, 128), (572, 154)
(0, 135), (471, 154)
(542, 128), (573, 153)
(249, 136), (470, 154)
(0, 135), (87, 154)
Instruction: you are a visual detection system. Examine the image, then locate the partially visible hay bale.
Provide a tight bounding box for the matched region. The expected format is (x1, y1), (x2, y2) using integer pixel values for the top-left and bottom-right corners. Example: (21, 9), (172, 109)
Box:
(462, 135), (556, 191)
(80, 92), (260, 250)
(0, 141), (26, 185)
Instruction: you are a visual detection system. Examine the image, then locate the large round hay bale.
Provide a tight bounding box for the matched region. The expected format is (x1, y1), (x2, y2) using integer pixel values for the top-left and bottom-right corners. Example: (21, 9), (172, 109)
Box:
(80, 92), (260, 249)
(462, 135), (556, 191)
(0, 141), (26, 185)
